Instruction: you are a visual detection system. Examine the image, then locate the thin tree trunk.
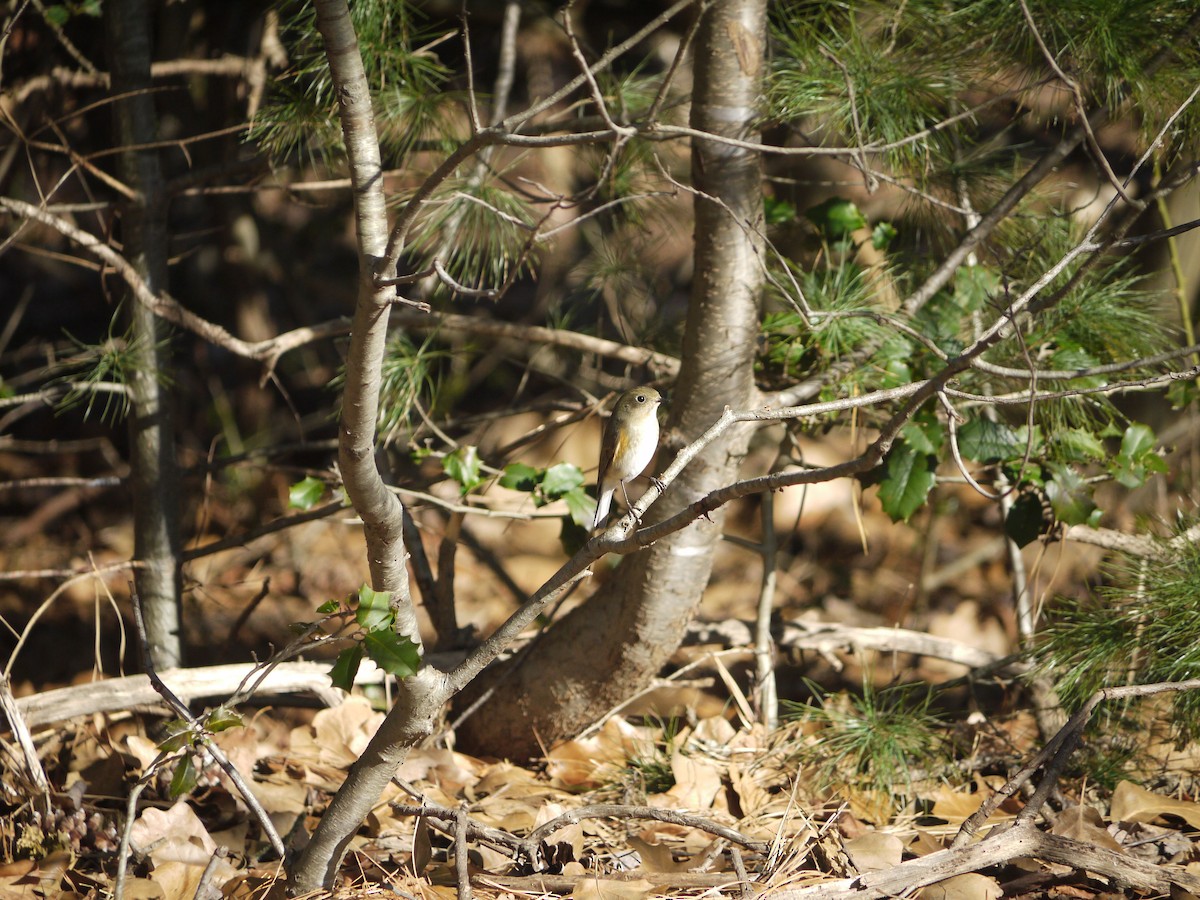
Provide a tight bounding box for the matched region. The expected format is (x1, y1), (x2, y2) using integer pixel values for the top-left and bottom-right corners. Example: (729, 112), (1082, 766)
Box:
(105, 0), (183, 669)
(287, 0), (432, 891)
(456, 0), (769, 759)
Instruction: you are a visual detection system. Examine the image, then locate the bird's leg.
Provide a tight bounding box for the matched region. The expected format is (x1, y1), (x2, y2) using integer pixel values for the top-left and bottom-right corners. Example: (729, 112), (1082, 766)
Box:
(619, 480), (641, 523)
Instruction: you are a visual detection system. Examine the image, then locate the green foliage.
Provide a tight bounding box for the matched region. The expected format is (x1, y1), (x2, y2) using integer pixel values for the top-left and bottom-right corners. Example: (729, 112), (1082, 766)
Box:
(784, 680), (950, 799)
(1039, 530), (1200, 746)
(55, 326), (168, 424)
(405, 172), (537, 296)
(620, 718), (683, 798)
(806, 196), (868, 240)
(875, 439), (936, 522)
(169, 754), (198, 799)
(41, 1), (101, 26)
(768, 2), (966, 169)
(761, 256), (890, 380)
(500, 461), (594, 530)
(376, 334), (446, 446)
(288, 476), (327, 510)
(354, 584), (394, 632)
(961, 0), (1200, 142)
(253, 0), (459, 165)
(443, 446), (483, 495)
(328, 584), (423, 689)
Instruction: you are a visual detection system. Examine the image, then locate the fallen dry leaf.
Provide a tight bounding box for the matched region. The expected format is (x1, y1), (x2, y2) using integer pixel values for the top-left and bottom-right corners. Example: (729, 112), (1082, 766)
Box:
(651, 752), (722, 810)
(288, 696), (382, 769)
(844, 831), (904, 873)
(1050, 805), (1123, 852)
(627, 835), (686, 874)
(920, 872), (1002, 900)
(1111, 780), (1200, 830)
(547, 718), (645, 788)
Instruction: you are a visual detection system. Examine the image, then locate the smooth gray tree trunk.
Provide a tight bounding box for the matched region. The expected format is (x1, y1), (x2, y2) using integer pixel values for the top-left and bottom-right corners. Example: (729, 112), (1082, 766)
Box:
(456, 0), (769, 759)
(106, 0), (183, 669)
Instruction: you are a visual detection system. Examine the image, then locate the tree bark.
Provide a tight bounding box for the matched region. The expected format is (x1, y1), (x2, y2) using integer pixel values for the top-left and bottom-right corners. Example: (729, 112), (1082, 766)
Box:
(287, 0), (430, 891)
(456, 0), (768, 759)
(105, 0), (183, 669)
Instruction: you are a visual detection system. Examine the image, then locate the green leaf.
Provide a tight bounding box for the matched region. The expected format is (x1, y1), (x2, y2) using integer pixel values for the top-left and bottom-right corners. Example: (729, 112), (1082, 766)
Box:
(499, 462), (540, 492)
(958, 418), (1023, 464)
(1005, 492), (1047, 548)
(1112, 423), (1163, 488)
(806, 197), (867, 239)
(1045, 464), (1097, 526)
(1120, 423), (1156, 459)
(363, 631), (422, 679)
(316, 598), (340, 614)
(877, 442), (936, 522)
(158, 719), (192, 753)
(954, 265), (999, 312)
(329, 644), (364, 692)
(560, 516), (592, 556)
(42, 4), (70, 26)
(288, 475), (326, 510)
(764, 196), (798, 225)
(541, 462), (585, 497)
(563, 486), (597, 529)
(443, 445), (483, 495)
(354, 584), (394, 632)
(901, 417), (942, 455)
(871, 221), (897, 250)
(1051, 428), (1106, 462)
(169, 754), (198, 800)
(204, 705), (243, 733)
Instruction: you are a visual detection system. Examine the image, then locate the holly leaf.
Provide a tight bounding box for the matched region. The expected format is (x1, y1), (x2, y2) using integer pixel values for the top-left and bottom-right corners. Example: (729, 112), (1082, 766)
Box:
(316, 598), (341, 614)
(500, 462), (540, 492)
(443, 445), (483, 495)
(1005, 492), (1048, 548)
(158, 719), (192, 753)
(363, 631), (422, 679)
(288, 475), (326, 510)
(560, 516), (592, 556)
(871, 221), (897, 250)
(1112, 423), (1164, 488)
(563, 486), (596, 529)
(765, 196), (798, 225)
(542, 462), (585, 497)
(1045, 464), (1099, 526)
(329, 644), (364, 692)
(877, 442), (936, 522)
(1051, 428), (1106, 462)
(902, 417), (942, 455)
(958, 418), (1023, 463)
(169, 754), (198, 800)
(806, 196), (867, 239)
(42, 5), (70, 26)
(204, 705), (243, 733)
(354, 584), (394, 633)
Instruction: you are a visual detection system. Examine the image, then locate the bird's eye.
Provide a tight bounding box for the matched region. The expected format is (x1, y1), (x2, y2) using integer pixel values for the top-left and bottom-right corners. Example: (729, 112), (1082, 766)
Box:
(635, 394), (645, 403)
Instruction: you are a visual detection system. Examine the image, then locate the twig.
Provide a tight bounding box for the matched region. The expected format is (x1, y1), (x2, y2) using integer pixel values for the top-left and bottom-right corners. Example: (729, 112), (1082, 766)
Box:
(114, 771), (154, 900)
(194, 846), (228, 900)
(455, 806), (472, 900)
(521, 805), (768, 861)
(952, 678), (1200, 848)
(129, 586), (287, 858)
(0, 674), (51, 816)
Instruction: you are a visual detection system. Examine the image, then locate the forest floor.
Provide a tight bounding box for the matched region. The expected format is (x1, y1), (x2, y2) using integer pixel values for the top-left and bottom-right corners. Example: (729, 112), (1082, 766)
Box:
(3, 421), (1200, 899)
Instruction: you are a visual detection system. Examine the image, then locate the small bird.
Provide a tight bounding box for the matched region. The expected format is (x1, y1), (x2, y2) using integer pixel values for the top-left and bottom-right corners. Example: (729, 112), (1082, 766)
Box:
(593, 386), (663, 530)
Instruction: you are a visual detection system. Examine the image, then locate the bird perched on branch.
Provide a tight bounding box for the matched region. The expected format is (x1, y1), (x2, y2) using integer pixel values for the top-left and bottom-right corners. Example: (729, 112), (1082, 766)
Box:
(593, 386), (662, 531)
